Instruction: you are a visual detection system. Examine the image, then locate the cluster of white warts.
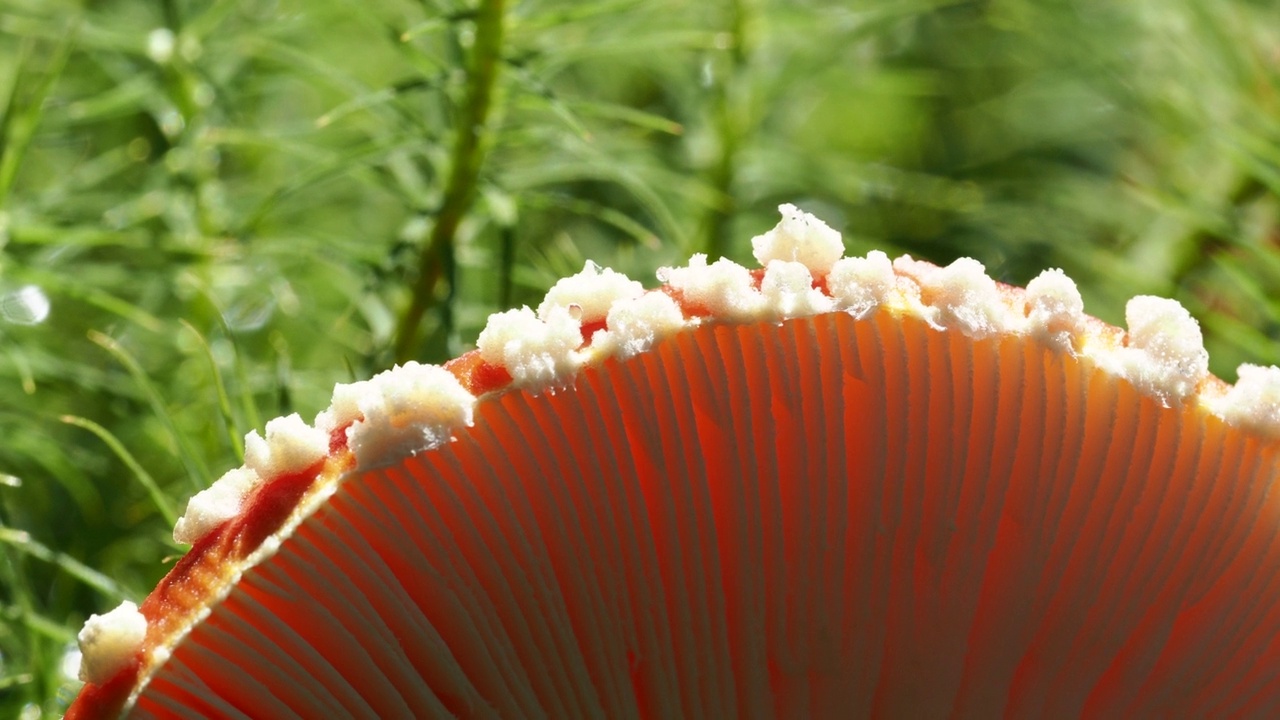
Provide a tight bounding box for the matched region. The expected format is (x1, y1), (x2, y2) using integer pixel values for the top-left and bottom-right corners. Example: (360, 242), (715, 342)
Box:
(77, 204), (1280, 685)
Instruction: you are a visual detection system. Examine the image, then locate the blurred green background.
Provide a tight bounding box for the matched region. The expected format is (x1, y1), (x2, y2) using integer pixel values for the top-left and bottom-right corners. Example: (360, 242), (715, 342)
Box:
(0, 0), (1278, 714)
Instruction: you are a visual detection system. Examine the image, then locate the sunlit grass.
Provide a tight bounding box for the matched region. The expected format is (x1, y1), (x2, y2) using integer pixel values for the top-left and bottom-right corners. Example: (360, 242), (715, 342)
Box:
(0, 0), (1277, 715)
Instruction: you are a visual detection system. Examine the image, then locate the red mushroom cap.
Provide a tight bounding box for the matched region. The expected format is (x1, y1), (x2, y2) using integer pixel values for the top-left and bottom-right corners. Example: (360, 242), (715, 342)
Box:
(69, 205), (1280, 718)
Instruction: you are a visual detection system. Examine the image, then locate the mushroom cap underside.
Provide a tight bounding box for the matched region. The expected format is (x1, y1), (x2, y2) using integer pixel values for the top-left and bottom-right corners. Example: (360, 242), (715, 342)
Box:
(72, 308), (1280, 719)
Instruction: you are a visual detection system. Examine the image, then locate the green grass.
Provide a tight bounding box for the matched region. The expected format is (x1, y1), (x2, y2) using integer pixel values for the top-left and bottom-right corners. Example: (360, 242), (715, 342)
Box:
(0, 0), (1277, 715)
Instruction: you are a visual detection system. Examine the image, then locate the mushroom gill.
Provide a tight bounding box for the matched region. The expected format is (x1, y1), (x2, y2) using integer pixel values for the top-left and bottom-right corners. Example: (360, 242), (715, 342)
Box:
(68, 206), (1280, 718)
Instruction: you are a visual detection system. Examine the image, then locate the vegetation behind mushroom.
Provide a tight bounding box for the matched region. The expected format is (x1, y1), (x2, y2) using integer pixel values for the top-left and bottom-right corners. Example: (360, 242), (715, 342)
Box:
(0, 1), (1278, 716)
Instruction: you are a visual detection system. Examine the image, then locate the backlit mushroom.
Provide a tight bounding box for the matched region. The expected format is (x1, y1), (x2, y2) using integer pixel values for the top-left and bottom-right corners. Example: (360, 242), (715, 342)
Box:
(68, 205), (1280, 718)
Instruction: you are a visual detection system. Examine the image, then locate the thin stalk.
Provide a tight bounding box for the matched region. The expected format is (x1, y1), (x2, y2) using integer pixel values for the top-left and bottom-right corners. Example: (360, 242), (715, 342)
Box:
(0, 527), (124, 600)
(0, 26), (76, 207)
(206, 294), (263, 432)
(60, 415), (179, 527)
(499, 223), (515, 310)
(180, 319), (244, 462)
(702, 0), (750, 259)
(89, 330), (212, 490)
(394, 0), (507, 362)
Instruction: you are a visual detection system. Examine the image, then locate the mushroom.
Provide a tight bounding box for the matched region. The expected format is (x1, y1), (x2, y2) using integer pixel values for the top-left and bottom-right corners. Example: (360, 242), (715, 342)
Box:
(68, 205), (1280, 718)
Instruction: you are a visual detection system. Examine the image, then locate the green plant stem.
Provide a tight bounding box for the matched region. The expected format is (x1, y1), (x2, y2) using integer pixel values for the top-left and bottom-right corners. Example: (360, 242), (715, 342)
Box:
(393, 0), (507, 363)
(0, 27), (76, 207)
(60, 415), (179, 527)
(89, 330), (212, 490)
(702, 0), (750, 259)
(0, 527), (124, 600)
(180, 320), (244, 462)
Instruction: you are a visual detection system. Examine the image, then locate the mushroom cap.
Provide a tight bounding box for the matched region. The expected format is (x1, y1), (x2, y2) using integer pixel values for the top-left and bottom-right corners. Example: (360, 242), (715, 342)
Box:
(68, 207), (1280, 718)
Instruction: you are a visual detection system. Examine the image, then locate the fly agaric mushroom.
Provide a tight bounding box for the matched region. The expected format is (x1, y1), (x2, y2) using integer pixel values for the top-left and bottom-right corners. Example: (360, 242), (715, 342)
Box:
(68, 204), (1280, 718)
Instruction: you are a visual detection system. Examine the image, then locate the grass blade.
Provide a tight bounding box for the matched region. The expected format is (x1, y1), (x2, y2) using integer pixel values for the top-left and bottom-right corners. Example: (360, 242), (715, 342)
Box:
(88, 330), (211, 491)
(60, 415), (178, 527)
(0, 527), (125, 600)
(179, 320), (244, 462)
